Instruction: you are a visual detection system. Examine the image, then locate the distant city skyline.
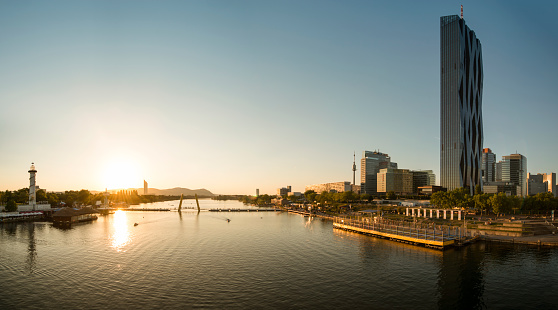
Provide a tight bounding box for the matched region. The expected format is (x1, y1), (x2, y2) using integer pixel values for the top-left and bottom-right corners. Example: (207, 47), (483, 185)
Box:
(1, 1), (557, 194)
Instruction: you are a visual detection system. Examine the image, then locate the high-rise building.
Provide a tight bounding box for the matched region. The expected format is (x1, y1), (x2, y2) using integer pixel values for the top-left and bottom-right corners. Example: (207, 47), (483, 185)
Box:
(360, 151), (397, 195)
(495, 161), (503, 182)
(411, 170), (436, 194)
(440, 12), (483, 195)
(527, 173), (556, 197)
(500, 154), (527, 196)
(377, 168), (413, 194)
(481, 148), (496, 183)
(143, 180), (148, 195)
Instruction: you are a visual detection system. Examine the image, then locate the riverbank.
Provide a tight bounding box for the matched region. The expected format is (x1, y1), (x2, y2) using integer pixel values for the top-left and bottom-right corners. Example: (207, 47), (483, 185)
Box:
(281, 206), (558, 248)
(481, 234), (558, 247)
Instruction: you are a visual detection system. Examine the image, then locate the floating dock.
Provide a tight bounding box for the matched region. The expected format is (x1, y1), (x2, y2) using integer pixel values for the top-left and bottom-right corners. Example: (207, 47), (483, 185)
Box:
(333, 218), (461, 250)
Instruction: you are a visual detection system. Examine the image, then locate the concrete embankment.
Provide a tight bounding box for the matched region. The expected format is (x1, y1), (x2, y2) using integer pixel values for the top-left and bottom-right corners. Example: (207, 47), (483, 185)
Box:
(480, 234), (558, 247)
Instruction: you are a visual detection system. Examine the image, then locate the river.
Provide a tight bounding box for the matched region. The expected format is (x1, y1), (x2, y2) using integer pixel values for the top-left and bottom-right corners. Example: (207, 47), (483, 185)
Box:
(1, 199), (556, 309)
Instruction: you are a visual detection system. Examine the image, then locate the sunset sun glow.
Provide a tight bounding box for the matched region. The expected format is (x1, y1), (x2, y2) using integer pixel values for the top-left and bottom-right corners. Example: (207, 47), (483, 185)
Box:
(103, 159), (141, 190)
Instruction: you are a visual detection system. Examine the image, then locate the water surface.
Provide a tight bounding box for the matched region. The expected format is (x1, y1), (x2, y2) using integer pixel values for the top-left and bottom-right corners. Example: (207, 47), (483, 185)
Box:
(1, 200), (556, 309)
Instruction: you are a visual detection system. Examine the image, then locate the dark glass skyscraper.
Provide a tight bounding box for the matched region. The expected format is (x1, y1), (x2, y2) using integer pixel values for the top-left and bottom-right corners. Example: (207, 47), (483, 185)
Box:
(440, 14), (483, 194)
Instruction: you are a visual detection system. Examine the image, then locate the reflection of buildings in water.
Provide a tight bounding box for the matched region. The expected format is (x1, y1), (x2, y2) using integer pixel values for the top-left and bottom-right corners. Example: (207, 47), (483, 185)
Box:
(436, 243), (486, 309)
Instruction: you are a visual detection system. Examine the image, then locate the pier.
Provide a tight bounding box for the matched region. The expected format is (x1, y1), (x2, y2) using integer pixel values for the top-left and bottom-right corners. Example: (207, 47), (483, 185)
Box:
(127, 208), (170, 212)
(208, 208), (280, 212)
(333, 216), (462, 250)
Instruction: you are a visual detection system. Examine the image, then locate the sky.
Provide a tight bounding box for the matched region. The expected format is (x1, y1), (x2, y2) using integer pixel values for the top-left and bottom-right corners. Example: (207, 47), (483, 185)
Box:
(1, 0), (557, 195)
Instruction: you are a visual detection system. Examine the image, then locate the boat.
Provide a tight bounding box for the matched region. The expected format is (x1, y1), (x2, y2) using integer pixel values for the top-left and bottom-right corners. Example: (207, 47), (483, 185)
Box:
(134, 223), (139, 226)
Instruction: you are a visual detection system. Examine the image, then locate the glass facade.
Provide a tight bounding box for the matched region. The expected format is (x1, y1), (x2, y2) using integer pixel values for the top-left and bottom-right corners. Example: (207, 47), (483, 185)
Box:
(481, 148), (496, 183)
(501, 154), (527, 196)
(440, 15), (483, 195)
(360, 151), (395, 195)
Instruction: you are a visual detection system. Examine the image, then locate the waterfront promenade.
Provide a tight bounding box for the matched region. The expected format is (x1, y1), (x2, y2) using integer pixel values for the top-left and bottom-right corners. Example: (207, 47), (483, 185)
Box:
(333, 216), (461, 249)
(284, 206), (558, 249)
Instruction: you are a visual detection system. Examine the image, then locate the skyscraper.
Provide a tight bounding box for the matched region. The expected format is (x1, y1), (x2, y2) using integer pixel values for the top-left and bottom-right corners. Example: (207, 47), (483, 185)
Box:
(360, 151), (397, 195)
(440, 11), (483, 195)
(501, 154), (527, 196)
(481, 148), (496, 183)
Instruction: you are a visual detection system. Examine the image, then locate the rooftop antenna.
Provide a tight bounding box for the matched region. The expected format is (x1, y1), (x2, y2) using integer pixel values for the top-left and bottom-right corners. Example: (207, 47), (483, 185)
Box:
(460, 5), (463, 19)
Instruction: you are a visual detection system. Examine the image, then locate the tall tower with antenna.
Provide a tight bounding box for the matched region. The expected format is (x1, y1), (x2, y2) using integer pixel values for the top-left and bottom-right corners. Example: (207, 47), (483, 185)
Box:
(352, 152), (357, 185)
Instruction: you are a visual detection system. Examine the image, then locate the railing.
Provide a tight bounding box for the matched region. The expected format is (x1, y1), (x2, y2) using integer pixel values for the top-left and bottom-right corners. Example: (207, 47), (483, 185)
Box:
(334, 216), (462, 242)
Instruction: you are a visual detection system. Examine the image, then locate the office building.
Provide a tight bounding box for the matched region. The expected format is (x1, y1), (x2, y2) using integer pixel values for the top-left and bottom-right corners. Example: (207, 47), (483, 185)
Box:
(481, 148), (496, 183)
(483, 182), (520, 196)
(377, 168), (412, 194)
(418, 185), (446, 195)
(500, 154), (527, 196)
(144, 180), (148, 195)
(361, 151), (397, 195)
(495, 161), (502, 182)
(527, 173), (556, 197)
(306, 182), (352, 194)
(411, 170), (436, 194)
(440, 12), (483, 195)
(277, 186), (291, 197)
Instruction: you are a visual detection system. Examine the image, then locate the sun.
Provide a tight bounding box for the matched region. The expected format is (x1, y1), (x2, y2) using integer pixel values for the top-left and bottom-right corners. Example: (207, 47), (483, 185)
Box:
(103, 159), (142, 190)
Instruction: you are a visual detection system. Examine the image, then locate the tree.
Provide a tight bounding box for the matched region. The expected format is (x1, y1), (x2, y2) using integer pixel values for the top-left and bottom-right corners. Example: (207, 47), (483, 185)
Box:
(431, 191), (448, 208)
(473, 193), (491, 215)
(386, 191), (396, 200)
(304, 190), (317, 203)
(47, 192), (60, 206)
(5, 199), (17, 212)
(508, 195), (522, 214)
(490, 193), (509, 216)
(449, 187), (473, 209)
(37, 189), (48, 203)
(15, 188), (29, 204)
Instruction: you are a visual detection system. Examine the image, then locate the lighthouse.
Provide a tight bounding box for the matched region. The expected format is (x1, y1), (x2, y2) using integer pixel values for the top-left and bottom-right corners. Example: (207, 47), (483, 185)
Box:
(28, 163), (37, 211)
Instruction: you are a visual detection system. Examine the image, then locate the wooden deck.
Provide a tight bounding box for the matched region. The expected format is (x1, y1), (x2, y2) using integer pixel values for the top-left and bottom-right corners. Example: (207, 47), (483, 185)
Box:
(333, 220), (458, 250)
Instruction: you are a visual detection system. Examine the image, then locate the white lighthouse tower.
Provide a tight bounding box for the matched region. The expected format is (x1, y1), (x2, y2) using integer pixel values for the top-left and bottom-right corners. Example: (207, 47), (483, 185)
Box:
(28, 163), (37, 211)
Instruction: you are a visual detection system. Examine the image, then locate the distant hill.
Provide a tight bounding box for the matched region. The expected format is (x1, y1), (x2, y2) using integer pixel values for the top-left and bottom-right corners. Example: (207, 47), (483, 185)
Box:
(141, 187), (214, 197)
(92, 187), (215, 197)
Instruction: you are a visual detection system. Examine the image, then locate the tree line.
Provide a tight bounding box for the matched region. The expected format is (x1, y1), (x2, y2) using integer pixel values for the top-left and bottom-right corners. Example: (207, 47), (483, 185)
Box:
(1, 188), (182, 211)
(431, 187), (558, 215)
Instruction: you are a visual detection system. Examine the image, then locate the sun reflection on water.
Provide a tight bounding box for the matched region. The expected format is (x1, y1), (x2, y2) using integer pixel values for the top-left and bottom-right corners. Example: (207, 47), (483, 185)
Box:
(111, 210), (131, 252)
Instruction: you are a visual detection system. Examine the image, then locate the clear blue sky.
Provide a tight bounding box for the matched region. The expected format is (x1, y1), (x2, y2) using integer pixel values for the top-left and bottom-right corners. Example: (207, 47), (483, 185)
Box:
(1, 0), (557, 194)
